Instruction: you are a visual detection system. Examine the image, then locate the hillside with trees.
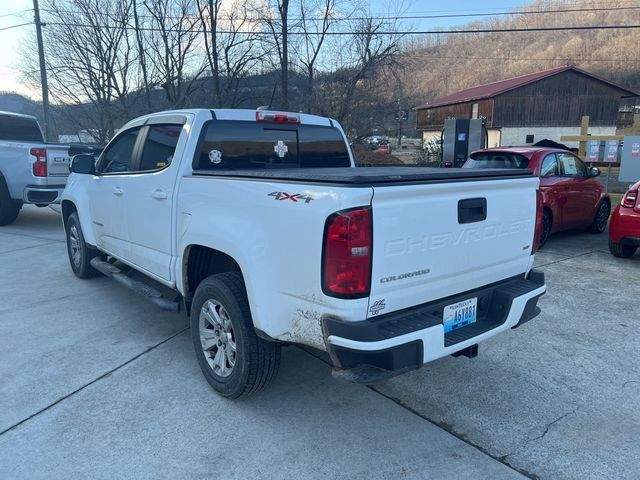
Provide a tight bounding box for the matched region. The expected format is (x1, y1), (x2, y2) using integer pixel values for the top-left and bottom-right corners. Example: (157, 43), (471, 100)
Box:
(3, 0), (638, 141)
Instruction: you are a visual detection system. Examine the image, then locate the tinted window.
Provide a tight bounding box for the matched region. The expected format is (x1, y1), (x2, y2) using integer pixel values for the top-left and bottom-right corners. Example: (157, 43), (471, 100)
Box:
(99, 128), (141, 174)
(540, 154), (559, 177)
(194, 121), (350, 170)
(558, 153), (587, 177)
(139, 125), (182, 171)
(464, 152), (529, 169)
(0, 115), (43, 142)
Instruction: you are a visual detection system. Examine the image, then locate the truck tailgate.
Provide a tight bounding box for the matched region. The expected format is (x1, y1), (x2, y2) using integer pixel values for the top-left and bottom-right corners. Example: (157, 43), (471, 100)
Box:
(45, 144), (71, 177)
(369, 176), (539, 318)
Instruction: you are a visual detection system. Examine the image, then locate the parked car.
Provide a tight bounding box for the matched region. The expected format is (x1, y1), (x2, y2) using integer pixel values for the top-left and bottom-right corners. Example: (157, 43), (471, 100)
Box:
(464, 147), (610, 247)
(0, 111), (71, 225)
(377, 139), (391, 154)
(61, 108), (545, 398)
(609, 180), (640, 258)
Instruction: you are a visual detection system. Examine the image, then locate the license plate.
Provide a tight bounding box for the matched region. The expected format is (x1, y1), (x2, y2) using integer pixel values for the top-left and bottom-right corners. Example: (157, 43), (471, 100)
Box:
(443, 298), (477, 333)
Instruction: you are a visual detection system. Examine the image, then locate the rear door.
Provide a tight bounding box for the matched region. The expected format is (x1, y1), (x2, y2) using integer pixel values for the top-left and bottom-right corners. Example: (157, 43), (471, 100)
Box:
(125, 121), (186, 281)
(368, 175), (539, 317)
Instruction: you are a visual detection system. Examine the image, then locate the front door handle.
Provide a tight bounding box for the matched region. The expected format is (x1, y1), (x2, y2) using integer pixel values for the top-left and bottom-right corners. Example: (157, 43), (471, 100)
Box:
(112, 187), (124, 196)
(151, 189), (168, 200)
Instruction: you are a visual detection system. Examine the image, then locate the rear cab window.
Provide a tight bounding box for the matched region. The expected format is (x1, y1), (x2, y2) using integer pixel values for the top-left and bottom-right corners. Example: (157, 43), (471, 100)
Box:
(464, 152), (529, 169)
(193, 121), (351, 170)
(0, 115), (44, 142)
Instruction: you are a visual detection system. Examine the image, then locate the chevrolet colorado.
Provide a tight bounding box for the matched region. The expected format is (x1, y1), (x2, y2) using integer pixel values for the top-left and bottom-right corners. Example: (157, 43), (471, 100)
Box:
(61, 109), (546, 398)
(0, 111), (71, 225)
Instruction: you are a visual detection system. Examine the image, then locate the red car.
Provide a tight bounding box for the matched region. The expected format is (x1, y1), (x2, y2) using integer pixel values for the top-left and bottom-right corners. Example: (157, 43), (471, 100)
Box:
(464, 147), (610, 247)
(609, 180), (640, 258)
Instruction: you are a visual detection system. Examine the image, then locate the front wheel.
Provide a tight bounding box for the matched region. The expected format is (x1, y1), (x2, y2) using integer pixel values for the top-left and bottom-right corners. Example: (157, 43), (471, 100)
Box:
(589, 201), (610, 233)
(609, 238), (637, 258)
(190, 272), (281, 398)
(65, 212), (100, 278)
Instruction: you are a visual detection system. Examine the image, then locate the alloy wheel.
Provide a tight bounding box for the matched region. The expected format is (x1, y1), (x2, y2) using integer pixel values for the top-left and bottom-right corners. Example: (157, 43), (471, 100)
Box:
(199, 299), (236, 378)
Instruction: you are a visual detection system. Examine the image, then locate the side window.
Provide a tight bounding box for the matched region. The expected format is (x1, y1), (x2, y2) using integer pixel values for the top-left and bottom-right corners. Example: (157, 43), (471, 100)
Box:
(139, 125), (182, 172)
(558, 153), (587, 177)
(540, 154), (559, 177)
(99, 128), (141, 174)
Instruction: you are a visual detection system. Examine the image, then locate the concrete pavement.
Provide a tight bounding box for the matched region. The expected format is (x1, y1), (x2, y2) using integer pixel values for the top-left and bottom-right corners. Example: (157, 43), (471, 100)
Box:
(0, 206), (523, 479)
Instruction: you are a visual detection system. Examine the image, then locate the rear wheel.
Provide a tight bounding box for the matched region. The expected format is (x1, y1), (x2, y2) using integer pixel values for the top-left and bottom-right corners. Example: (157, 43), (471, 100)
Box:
(609, 238), (637, 258)
(190, 272), (281, 398)
(539, 210), (552, 249)
(65, 212), (100, 278)
(589, 201), (610, 233)
(0, 178), (21, 226)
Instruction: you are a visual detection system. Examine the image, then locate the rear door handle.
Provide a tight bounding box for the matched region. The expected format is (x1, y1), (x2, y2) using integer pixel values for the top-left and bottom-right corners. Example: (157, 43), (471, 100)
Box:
(151, 189), (168, 200)
(112, 187), (124, 196)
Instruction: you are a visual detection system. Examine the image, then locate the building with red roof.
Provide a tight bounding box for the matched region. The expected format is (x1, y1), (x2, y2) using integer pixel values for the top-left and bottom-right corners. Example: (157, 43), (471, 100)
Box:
(415, 66), (637, 148)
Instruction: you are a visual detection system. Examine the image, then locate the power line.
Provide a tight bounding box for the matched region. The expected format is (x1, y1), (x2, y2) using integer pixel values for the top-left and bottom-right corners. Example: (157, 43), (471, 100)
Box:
(42, 20), (640, 35)
(0, 22), (33, 31)
(0, 9), (32, 19)
(38, 5), (640, 23)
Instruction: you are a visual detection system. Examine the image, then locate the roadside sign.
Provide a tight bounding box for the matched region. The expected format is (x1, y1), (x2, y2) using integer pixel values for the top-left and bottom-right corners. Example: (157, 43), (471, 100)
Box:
(587, 140), (600, 162)
(395, 110), (409, 121)
(606, 140), (618, 163)
(619, 136), (640, 182)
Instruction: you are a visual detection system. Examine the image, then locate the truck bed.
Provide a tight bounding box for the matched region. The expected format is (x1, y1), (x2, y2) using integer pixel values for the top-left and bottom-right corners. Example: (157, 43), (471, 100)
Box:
(191, 166), (534, 185)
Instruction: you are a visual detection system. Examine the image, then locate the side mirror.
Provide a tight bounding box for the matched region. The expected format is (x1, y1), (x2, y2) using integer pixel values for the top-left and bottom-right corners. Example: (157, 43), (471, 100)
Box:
(70, 154), (96, 175)
(589, 166), (601, 177)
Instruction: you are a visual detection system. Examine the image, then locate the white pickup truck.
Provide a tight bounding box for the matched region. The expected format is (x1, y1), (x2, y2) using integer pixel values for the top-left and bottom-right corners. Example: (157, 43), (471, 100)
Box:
(0, 111), (71, 225)
(61, 109), (546, 398)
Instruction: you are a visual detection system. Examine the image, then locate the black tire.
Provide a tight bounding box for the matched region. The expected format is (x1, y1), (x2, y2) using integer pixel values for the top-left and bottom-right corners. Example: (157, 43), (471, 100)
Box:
(0, 177), (21, 226)
(589, 200), (610, 233)
(539, 210), (552, 249)
(190, 272), (281, 398)
(65, 212), (100, 278)
(609, 238), (637, 258)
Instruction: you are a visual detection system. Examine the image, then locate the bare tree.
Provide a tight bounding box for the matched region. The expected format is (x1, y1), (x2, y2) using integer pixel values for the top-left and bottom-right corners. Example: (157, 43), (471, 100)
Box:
(198, 0), (266, 107)
(142, 0), (207, 108)
(323, 13), (403, 132)
(296, 0), (336, 111)
(22, 0), (136, 142)
(265, 0), (291, 109)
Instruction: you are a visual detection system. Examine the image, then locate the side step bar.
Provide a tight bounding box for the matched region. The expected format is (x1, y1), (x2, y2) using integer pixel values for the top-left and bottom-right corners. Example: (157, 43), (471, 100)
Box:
(90, 258), (181, 312)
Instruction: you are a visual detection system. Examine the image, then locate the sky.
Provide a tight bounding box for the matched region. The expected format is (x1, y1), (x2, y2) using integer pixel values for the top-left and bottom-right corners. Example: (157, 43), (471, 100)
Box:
(0, 0), (527, 100)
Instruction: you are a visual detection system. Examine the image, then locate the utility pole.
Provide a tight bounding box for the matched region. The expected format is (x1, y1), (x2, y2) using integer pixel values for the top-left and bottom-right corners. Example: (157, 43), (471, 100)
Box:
(33, 0), (51, 141)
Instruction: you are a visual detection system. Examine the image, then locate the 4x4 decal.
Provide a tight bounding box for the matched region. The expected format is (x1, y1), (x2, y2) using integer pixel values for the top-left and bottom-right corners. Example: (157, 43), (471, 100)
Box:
(268, 192), (314, 203)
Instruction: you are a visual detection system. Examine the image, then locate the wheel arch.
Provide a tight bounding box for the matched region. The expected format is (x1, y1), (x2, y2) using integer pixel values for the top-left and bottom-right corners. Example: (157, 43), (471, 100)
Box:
(61, 199), (77, 229)
(182, 244), (244, 305)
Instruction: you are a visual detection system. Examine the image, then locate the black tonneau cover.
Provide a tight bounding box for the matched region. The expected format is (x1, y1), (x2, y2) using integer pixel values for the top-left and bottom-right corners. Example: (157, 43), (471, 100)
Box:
(192, 166), (534, 186)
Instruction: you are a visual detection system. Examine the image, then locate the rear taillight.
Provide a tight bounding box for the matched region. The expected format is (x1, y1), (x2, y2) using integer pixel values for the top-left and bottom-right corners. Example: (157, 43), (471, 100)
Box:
(622, 190), (638, 208)
(322, 207), (372, 298)
(532, 189), (543, 253)
(31, 148), (47, 177)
